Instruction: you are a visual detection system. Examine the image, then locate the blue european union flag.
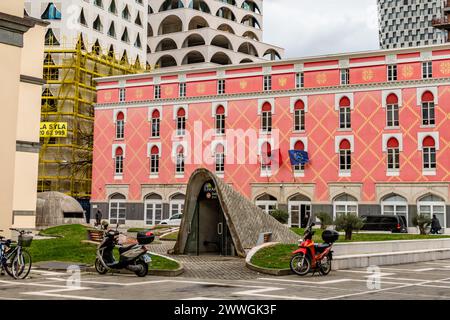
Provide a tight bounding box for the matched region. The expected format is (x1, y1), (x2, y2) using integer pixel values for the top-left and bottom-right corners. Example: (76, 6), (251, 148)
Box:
(289, 150), (309, 165)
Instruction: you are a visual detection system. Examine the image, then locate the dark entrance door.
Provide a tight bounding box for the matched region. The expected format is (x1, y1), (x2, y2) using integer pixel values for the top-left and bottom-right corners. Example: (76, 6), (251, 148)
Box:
(185, 180), (235, 256)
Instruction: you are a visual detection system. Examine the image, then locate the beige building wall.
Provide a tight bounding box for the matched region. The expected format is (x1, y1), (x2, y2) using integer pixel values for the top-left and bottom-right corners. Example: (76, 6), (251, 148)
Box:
(0, 1), (48, 237)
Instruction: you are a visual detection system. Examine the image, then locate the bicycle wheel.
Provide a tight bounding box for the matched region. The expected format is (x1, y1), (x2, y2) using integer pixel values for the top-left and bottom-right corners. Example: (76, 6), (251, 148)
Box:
(3, 249), (17, 278)
(12, 250), (32, 279)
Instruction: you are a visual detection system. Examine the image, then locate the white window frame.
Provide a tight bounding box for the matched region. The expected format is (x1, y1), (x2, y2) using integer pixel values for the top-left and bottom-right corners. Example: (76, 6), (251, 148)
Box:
(263, 75), (272, 91)
(150, 154), (159, 176)
(333, 201), (358, 219)
(179, 82), (186, 97)
(296, 72), (304, 89)
(421, 101), (435, 126)
(109, 198), (126, 225)
(151, 116), (160, 138)
(154, 84), (161, 99)
(215, 113), (225, 135)
(144, 199), (163, 226)
(339, 149), (351, 176)
(422, 61), (433, 79)
(381, 199), (408, 226)
(386, 103), (399, 128)
(261, 110), (272, 133)
(119, 88), (125, 102)
(218, 79), (225, 95)
(170, 199), (184, 217)
(423, 146), (436, 174)
(387, 64), (397, 81)
(256, 200), (278, 215)
(215, 151), (225, 175)
(340, 68), (350, 85)
(339, 106), (351, 129)
(294, 108), (305, 132)
(115, 154), (123, 175)
(176, 115), (186, 136)
(115, 118), (124, 139)
(175, 151), (185, 175)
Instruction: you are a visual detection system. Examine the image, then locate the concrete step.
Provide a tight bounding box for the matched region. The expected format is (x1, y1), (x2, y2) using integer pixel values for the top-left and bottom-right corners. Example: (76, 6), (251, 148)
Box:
(333, 248), (450, 270)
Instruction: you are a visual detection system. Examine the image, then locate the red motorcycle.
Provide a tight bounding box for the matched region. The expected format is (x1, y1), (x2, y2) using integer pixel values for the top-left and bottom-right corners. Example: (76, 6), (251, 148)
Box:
(290, 223), (339, 276)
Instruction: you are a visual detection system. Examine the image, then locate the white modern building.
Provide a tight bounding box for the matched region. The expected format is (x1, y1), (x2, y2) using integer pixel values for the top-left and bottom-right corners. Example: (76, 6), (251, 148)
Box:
(24, 0), (148, 65)
(378, 0), (448, 49)
(146, 0), (284, 68)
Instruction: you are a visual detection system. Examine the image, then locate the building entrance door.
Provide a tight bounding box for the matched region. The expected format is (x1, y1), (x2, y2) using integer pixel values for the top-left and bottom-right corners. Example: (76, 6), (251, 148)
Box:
(288, 202), (311, 228)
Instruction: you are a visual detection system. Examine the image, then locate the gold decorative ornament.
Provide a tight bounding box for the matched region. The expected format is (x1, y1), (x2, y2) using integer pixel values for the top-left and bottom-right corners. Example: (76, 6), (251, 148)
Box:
(135, 88), (143, 99)
(362, 69), (374, 81)
(165, 86), (174, 96)
(197, 83), (205, 94)
(104, 91), (112, 101)
(240, 80), (248, 89)
(278, 77), (287, 87)
(440, 61), (450, 75)
(316, 72), (327, 85)
(402, 65), (413, 79)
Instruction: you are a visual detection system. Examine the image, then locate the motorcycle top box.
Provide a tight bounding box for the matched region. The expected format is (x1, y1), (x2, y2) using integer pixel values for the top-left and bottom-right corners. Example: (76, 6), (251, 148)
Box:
(137, 231), (155, 245)
(322, 230), (339, 244)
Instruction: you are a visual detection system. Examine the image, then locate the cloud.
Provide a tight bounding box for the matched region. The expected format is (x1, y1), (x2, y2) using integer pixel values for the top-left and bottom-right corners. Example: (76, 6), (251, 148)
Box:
(263, 0), (380, 58)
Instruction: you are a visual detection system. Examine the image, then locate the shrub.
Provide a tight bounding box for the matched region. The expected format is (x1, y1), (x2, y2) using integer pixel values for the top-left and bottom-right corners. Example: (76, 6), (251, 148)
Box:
(412, 215), (432, 235)
(270, 209), (289, 224)
(334, 214), (364, 240)
(316, 212), (332, 230)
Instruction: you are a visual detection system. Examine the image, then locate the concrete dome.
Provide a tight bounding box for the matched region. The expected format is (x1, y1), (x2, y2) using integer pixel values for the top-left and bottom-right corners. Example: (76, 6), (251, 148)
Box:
(36, 192), (85, 227)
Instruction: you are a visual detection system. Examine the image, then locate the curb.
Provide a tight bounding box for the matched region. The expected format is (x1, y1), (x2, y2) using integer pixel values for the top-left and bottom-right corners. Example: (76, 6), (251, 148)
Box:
(244, 241), (292, 276)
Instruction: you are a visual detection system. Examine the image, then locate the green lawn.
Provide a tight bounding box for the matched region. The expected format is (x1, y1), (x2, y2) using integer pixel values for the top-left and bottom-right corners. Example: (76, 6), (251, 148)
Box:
(30, 224), (180, 270)
(160, 231), (179, 241)
(250, 229), (450, 270)
(290, 228), (450, 242)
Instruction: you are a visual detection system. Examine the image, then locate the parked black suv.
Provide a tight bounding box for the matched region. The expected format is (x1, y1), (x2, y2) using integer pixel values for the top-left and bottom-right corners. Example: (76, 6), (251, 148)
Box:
(360, 215), (408, 233)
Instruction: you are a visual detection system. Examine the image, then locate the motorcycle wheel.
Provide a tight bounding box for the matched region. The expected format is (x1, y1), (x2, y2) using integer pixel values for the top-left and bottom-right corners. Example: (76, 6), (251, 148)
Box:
(290, 253), (310, 276)
(319, 254), (332, 275)
(95, 258), (108, 275)
(134, 259), (148, 277)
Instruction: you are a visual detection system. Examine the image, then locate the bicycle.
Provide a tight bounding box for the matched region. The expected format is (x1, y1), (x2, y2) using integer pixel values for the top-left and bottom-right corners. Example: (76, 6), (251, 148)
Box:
(0, 228), (33, 279)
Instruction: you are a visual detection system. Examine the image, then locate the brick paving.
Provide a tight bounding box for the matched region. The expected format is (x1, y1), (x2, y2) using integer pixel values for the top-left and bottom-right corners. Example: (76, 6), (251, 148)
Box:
(147, 241), (260, 280)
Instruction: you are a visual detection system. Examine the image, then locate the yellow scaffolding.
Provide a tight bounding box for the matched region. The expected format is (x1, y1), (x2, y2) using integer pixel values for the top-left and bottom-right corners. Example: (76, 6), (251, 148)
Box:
(39, 35), (151, 199)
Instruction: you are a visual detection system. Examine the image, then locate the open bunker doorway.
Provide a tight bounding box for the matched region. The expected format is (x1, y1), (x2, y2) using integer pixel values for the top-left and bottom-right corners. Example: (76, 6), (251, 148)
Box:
(185, 180), (236, 256)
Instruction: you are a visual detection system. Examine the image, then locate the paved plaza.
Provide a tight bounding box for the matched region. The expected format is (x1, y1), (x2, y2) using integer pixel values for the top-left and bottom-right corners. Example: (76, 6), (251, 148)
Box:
(1, 259), (450, 300)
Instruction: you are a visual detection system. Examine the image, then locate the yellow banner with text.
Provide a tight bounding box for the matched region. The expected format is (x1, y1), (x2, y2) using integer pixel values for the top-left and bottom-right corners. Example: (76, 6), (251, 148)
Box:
(40, 122), (68, 137)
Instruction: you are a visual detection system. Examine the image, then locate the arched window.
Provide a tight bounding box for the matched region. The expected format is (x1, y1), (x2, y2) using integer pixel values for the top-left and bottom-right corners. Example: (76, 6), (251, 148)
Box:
(417, 194), (446, 230)
(109, 0), (117, 14)
(260, 142), (272, 173)
(93, 15), (103, 32)
(44, 28), (59, 46)
(333, 194), (358, 218)
(261, 102), (272, 133)
(150, 146), (159, 174)
(176, 108), (186, 136)
(159, 0), (184, 12)
(116, 112), (124, 139)
(293, 140), (305, 174)
(422, 136), (436, 170)
(421, 91), (435, 126)
(122, 5), (130, 20)
(108, 22), (116, 38)
(189, 0), (211, 13)
(386, 93), (399, 127)
(294, 100), (305, 132)
(215, 105), (225, 135)
(170, 193), (185, 217)
(115, 147), (124, 175)
(144, 193), (163, 225)
(339, 139), (351, 172)
(255, 194), (277, 215)
(176, 145), (185, 174)
(151, 109), (160, 137)
(215, 144), (225, 174)
(387, 137), (400, 171)
(339, 97), (351, 129)
(109, 193), (126, 225)
(41, 3), (62, 20)
(381, 194), (408, 226)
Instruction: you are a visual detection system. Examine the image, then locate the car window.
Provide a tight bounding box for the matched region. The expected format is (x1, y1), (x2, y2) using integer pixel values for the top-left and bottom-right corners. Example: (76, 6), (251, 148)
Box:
(171, 214), (180, 219)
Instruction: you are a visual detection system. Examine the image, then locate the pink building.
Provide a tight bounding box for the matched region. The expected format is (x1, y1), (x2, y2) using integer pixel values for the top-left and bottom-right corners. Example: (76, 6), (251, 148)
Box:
(92, 44), (450, 233)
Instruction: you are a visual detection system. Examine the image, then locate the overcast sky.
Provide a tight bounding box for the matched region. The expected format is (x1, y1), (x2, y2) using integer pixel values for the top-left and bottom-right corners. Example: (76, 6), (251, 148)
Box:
(263, 0), (380, 58)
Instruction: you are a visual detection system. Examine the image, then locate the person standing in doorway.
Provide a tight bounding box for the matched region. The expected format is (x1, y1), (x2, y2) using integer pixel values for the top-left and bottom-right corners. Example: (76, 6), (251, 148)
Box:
(95, 209), (102, 227)
(431, 215), (442, 235)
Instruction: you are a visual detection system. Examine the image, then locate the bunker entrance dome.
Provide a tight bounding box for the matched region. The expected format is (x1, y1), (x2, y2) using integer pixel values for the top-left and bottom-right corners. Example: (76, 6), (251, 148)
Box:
(173, 169), (298, 257)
